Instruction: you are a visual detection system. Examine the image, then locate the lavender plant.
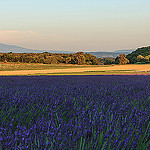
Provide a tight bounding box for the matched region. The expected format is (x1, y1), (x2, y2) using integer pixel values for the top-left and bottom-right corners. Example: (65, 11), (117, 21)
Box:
(0, 75), (149, 150)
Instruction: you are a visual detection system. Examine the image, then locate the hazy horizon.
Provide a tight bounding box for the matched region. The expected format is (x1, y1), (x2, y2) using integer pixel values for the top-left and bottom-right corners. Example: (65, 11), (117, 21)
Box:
(0, 42), (136, 53)
(1, 0), (150, 51)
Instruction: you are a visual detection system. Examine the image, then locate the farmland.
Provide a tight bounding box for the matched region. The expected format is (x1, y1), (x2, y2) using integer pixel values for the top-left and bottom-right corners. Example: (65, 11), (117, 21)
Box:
(0, 75), (150, 149)
(0, 62), (100, 71)
(0, 63), (150, 75)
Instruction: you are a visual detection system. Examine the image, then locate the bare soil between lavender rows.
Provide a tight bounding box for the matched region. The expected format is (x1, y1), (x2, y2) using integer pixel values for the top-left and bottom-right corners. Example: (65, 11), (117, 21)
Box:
(0, 64), (150, 76)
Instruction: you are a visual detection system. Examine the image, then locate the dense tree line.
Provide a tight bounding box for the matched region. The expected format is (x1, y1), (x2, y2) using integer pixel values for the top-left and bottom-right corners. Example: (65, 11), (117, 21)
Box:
(98, 55), (130, 65)
(1, 46), (149, 65)
(98, 58), (115, 65)
(0, 52), (98, 65)
(126, 46), (150, 63)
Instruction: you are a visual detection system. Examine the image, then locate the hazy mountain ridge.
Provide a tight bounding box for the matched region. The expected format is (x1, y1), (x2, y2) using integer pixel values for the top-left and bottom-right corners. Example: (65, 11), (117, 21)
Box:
(0, 43), (34, 53)
(113, 50), (134, 54)
(0, 43), (71, 54)
(88, 52), (121, 58)
(0, 43), (134, 58)
(88, 50), (134, 58)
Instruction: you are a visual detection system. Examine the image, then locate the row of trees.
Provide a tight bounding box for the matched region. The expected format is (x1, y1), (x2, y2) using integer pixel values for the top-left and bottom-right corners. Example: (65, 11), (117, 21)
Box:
(97, 54), (129, 65)
(98, 58), (115, 65)
(106, 53), (150, 65)
(0, 52), (98, 65)
(0, 46), (149, 65)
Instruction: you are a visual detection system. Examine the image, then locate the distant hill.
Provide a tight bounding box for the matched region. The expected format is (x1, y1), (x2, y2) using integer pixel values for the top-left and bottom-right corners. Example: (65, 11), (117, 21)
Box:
(87, 52), (120, 58)
(127, 46), (150, 63)
(0, 43), (71, 54)
(0, 43), (134, 58)
(87, 50), (134, 58)
(0, 43), (35, 53)
(113, 49), (134, 54)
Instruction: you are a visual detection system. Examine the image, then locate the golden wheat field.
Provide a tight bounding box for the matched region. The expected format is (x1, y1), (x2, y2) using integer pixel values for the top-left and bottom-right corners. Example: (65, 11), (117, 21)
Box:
(0, 63), (149, 75)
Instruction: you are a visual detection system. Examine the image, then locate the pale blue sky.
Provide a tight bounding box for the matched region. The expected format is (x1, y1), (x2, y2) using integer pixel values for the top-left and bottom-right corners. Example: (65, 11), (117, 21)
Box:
(0, 0), (150, 51)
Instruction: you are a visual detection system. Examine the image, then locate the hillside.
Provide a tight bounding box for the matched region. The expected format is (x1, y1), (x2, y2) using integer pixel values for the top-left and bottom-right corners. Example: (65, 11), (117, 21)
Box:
(127, 46), (150, 63)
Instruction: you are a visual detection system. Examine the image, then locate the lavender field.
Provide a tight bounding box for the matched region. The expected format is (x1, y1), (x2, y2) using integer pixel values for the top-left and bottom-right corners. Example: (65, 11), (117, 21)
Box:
(0, 75), (150, 150)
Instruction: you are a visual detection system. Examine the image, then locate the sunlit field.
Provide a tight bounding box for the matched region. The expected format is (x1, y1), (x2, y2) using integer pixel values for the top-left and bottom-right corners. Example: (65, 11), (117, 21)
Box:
(0, 63), (150, 76)
(0, 75), (149, 149)
(0, 62), (100, 71)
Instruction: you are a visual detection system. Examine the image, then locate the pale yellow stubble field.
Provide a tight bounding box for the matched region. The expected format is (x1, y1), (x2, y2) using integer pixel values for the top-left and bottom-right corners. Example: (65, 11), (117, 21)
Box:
(0, 63), (149, 75)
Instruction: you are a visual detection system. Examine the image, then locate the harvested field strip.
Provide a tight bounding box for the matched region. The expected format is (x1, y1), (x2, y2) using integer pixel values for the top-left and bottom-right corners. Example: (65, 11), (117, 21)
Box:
(0, 63), (101, 71)
(0, 64), (149, 76)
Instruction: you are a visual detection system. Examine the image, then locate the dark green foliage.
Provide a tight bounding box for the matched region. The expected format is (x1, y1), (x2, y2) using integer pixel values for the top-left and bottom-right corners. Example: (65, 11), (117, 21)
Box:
(127, 46), (150, 64)
(0, 52), (98, 65)
(97, 58), (115, 65)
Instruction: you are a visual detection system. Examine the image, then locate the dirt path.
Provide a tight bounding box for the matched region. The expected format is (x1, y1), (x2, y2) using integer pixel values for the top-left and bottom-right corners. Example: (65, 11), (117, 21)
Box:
(0, 64), (150, 75)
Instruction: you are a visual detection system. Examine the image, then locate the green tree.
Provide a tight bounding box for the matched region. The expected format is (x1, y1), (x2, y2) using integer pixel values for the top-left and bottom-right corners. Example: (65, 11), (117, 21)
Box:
(115, 54), (129, 65)
(144, 55), (150, 61)
(65, 57), (71, 64)
(137, 55), (144, 62)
